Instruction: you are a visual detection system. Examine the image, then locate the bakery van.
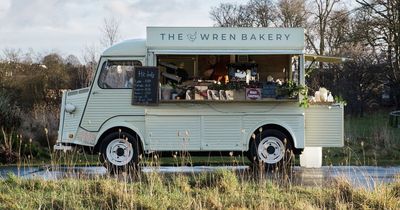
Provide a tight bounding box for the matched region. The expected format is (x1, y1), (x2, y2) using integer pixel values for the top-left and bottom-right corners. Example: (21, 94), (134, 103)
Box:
(54, 27), (344, 171)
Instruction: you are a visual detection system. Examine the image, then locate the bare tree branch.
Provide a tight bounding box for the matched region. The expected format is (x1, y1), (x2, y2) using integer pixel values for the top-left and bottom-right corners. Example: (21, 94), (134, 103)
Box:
(100, 17), (121, 48)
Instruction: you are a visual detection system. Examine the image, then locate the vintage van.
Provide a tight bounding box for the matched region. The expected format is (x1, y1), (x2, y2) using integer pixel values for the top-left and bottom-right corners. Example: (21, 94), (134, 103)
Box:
(54, 27), (344, 171)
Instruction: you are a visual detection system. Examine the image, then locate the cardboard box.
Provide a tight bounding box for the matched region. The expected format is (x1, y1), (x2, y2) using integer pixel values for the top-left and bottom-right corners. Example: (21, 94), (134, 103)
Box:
(232, 89), (246, 100)
(194, 86), (208, 100)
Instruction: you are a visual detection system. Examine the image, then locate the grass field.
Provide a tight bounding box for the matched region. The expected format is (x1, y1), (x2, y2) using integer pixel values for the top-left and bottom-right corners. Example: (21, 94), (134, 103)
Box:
(0, 170), (399, 209)
(324, 111), (400, 166)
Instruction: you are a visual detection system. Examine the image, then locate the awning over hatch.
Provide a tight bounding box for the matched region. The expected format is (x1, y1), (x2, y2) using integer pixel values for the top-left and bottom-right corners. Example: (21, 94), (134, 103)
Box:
(305, 54), (351, 63)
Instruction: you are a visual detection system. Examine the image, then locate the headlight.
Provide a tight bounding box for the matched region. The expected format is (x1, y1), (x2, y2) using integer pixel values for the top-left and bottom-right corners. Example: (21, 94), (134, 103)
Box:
(65, 103), (76, 113)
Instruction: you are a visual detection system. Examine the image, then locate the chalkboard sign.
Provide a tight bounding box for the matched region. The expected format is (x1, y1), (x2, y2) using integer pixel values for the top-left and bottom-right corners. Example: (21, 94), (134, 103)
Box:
(262, 83), (276, 98)
(132, 67), (159, 105)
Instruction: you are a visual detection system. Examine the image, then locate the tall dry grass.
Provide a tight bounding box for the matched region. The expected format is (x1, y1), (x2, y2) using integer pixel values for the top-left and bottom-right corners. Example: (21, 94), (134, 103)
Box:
(0, 168), (399, 209)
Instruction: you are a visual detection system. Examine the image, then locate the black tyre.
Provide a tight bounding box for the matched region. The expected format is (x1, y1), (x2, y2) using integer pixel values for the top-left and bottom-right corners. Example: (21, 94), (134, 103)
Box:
(249, 129), (293, 171)
(99, 131), (140, 173)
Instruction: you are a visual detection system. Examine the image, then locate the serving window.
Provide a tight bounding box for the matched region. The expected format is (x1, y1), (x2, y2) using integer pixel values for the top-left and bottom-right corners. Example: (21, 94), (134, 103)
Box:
(157, 54), (301, 101)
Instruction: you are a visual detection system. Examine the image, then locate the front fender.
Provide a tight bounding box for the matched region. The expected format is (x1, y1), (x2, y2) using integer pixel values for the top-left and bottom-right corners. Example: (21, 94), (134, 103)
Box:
(96, 117), (146, 151)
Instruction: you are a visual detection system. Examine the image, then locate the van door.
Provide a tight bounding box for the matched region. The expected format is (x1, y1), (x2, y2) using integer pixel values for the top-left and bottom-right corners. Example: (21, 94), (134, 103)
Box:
(80, 57), (145, 132)
(145, 103), (202, 151)
(304, 104), (344, 147)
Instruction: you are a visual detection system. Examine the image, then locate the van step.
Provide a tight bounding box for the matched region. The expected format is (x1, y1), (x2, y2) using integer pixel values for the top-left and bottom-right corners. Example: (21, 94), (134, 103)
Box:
(54, 143), (72, 151)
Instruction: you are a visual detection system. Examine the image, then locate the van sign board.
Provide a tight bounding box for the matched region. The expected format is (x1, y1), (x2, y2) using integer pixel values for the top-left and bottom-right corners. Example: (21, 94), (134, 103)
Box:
(147, 27), (304, 50)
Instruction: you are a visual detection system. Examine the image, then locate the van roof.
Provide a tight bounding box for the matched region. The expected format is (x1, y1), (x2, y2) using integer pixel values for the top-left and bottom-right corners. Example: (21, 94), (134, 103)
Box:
(102, 39), (146, 57)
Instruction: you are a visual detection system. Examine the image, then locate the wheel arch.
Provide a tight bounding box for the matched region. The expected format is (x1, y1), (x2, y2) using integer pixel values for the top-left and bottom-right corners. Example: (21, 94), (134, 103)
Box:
(246, 121), (303, 155)
(94, 122), (145, 154)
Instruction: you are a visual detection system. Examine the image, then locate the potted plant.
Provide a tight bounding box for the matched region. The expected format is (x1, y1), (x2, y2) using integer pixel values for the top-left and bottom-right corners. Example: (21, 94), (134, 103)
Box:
(276, 81), (304, 99)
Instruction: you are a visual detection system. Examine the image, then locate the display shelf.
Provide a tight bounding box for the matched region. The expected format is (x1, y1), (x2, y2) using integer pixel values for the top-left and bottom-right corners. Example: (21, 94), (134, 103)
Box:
(308, 102), (337, 106)
(160, 98), (298, 103)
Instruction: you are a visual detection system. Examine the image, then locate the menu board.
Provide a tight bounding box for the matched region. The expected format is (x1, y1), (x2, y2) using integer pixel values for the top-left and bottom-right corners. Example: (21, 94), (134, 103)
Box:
(132, 67), (159, 105)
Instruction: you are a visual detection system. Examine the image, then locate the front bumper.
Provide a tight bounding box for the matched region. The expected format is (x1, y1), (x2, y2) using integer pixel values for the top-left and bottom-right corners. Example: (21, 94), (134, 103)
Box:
(53, 143), (72, 151)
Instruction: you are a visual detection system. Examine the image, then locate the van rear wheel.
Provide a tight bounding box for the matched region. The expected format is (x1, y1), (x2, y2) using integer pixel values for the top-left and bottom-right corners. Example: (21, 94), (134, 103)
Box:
(100, 131), (140, 173)
(249, 129), (293, 171)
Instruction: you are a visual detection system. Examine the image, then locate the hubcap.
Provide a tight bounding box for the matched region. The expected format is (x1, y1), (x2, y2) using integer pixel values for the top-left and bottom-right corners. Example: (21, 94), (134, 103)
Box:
(106, 138), (134, 166)
(257, 136), (285, 164)
(266, 146), (275, 154)
(116, 148), (125, 156)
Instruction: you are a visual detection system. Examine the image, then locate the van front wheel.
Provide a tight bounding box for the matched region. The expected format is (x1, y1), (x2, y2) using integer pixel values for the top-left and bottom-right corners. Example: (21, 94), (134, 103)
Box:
(100, 131), (140, 173)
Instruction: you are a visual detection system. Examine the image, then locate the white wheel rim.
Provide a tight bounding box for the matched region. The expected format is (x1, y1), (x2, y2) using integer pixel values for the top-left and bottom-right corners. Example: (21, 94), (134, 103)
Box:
(106, 138), (134, 166)
(257, 136), (285, 164)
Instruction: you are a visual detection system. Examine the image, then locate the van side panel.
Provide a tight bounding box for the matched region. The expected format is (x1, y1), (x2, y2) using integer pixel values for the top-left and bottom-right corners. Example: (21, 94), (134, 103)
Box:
(62, 88), (90, 142)
(145, 102), (304, 151)
(80, 57), (146, 132)
(146, 115), (201, 151)
(80, 89), (145, 132)
(305, 104), (344, 147)
(95, 116), (146, 149)
(202, 116), (242, 150)
(242, 114), (304, 149)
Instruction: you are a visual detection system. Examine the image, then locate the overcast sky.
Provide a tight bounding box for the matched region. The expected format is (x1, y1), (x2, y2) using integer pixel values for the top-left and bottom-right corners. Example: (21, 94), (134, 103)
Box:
(0, 0), (247, 59)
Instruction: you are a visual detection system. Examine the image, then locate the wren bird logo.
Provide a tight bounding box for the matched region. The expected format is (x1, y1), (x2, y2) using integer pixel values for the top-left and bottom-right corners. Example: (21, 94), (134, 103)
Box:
(187, 32), (197, 42)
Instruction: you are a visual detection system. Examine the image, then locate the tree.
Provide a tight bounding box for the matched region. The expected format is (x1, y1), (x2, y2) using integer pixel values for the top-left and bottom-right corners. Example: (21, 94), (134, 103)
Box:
(307, 0), (342, 55)
(65, 54), (81, 67)
(82, 44), (98, 87)
(210, 0), (276, 27)
(356, 0), (400, 108)
(339, 54), (386, 116)
(276, 0), (308, 27)
(65, 54), (85, 89)
(100, 17), (121, 48)
(325, 9), (351, 55)
(2, 48), (21, 63)
(208, 0), (398, 113)
(0, 91), (21, 131)
(210, 3), (253, 27)
(247, 0), (277, 27)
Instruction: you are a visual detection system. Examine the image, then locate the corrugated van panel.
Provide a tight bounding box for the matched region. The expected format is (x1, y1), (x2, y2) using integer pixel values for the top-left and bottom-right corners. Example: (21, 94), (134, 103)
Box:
(146, 116), (201, 151)
(146, 102), (303, 116)
(202, 116), (242, 150)
(243, 115), (305, 148)
(62, 89), (89, 140)
(305, 104), (344, 147)
(147, 103), (305, 150)
(81, 89), (145, 131)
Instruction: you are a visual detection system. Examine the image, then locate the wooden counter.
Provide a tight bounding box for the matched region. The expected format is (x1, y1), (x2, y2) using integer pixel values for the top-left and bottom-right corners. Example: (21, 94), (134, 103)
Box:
(160, 98), (298, 103)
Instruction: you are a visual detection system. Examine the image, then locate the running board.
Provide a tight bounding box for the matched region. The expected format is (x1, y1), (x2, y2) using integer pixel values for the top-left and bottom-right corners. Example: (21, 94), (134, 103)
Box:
(54, 143), (72, 151)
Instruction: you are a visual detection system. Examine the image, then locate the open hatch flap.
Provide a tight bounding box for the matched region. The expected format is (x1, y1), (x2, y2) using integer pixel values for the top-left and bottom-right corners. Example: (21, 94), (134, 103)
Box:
(305, 54), (351, 63)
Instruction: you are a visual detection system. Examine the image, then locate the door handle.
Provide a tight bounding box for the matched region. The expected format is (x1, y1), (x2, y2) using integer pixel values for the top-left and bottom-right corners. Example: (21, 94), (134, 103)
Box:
(92, 91), (98, 95)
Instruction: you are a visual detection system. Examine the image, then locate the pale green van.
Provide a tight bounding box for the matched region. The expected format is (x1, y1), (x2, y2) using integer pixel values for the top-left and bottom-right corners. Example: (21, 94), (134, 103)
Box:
(54, 27), (343, 171)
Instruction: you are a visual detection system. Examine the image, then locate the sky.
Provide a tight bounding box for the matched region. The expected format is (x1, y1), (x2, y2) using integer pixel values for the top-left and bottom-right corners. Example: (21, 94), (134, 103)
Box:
(0, 0), (247, 60)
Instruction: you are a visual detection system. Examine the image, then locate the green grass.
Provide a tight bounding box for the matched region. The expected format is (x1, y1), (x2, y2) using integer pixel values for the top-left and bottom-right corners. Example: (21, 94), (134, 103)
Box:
(324, 111), (400, 166)
(0, 170), (399, 209)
